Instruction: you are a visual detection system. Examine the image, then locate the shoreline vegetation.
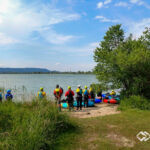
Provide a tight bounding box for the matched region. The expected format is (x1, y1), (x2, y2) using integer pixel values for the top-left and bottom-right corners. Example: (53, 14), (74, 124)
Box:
(0, 99), (77, 150)
(0, 96), (150, 150)
(0, 68), (93, 74)
(0, 71), (93, 74)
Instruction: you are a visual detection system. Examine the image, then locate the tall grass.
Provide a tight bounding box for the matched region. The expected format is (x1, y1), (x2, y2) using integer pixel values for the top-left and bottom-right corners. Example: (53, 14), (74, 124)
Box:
(118, 95), (150, 111)
(0, 99), (76, 150)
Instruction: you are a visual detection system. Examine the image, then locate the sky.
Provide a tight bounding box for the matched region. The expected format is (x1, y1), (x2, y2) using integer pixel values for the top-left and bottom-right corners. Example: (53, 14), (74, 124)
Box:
(0, 0), (150, 71)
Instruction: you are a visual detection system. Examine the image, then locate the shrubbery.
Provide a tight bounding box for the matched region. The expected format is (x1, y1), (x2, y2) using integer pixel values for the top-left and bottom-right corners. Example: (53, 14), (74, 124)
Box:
(94, 25), (150, 99)
(118, 95), (150, 111)
(0, 99), (76, 150)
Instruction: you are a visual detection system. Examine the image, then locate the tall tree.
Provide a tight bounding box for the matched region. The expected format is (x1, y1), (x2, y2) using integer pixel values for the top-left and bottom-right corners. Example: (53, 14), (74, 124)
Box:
(94, 25), (150, 98)
(94, 24), (124, 89)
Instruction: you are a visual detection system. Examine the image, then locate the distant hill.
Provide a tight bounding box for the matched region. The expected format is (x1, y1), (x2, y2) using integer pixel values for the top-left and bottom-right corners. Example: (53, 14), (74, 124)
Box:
(0, 68), (53, 73)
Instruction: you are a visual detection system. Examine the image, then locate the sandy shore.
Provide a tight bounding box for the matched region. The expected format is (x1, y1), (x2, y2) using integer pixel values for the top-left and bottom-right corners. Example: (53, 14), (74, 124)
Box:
(70, 103), (120, 118)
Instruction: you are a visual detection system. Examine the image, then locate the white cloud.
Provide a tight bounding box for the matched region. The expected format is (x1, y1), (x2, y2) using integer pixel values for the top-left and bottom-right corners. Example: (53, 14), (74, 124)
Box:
(95, 16), (118, 23)
(104, 0), (112, 5)
(126, 18), (150, 38)
(55, 62), (60, 66)
(130, 0), (150, 8)
(130, 0), (141, 4)
(50, 63), (96, 72)
(89, 42), (99, 47)
(0, 0), (81, 45)
(0, 33), (18, 44)
(97, 2), (103, 8)
(97, 0), (112, 9)
(115, 2), (128, 7)
(39, 28), (75, 44)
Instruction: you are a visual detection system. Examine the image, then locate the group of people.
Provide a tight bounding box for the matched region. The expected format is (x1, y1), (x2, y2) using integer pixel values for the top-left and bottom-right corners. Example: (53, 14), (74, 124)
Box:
(0, 89), (13, 102)
(53, 84), (95, 111)
(0, 85), (116, 111)
(37, 84), (95, 111)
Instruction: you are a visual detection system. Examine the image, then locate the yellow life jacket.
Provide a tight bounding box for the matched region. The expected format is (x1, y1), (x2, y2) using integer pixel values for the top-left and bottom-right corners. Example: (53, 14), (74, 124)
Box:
(110, 91), (116, 95)
(76, 88), (80, 93)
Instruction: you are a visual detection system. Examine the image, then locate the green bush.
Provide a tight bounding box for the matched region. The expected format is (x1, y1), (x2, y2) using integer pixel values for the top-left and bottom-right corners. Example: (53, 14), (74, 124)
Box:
(0, 100), (76, 150)
(118, 95), (150, 111)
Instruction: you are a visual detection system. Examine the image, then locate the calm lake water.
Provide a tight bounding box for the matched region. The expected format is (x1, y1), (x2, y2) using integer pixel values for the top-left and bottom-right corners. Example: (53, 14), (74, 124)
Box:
(0, 74), (98, 101)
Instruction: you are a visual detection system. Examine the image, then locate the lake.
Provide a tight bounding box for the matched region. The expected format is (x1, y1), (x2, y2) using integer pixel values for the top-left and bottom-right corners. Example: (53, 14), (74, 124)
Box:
(0, 74), (98, 101)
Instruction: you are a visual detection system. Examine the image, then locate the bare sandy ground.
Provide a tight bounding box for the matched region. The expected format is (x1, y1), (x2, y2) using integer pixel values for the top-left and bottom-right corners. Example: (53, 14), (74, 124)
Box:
(70, 103), (121, 118)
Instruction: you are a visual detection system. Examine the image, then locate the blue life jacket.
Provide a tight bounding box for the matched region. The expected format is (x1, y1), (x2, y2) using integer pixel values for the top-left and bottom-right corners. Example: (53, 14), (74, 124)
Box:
(5, 93), (13, 100)
(84, 90), (88, 96)
(38, 91), (44, 99)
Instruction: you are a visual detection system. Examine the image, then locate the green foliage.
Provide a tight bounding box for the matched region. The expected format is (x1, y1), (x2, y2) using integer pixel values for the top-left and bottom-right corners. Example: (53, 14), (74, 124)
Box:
(118, 95), (150, 111)
(94, 24), (150, 98)
(90, 83), (107, 94)
(0, 100), (76, 150)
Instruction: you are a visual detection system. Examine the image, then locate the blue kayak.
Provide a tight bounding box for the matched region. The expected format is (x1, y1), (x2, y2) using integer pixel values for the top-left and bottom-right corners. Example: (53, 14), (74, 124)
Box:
(74, 99), (95, 107)
(61, 102), (68, 109)
(95, 98), (102, 103)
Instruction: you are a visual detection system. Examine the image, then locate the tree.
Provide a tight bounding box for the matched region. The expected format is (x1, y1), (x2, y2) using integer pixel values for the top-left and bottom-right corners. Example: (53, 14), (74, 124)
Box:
(94, 24), (124, 89)
(94, 25), (150, 98)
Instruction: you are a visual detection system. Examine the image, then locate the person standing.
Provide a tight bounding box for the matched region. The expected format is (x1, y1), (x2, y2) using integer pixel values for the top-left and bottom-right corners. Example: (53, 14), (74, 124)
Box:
(0, 90), (2, 102)
(5, 90), (13, 101)
(53, 85), (63, 111)
(65, 86), (74, 111)
(89, 87), (95, 102)
(83, 86), (89, 108)
(76, 85), (82, 110)
(110, 90), (116, 98)
(37, 87), (46, 99)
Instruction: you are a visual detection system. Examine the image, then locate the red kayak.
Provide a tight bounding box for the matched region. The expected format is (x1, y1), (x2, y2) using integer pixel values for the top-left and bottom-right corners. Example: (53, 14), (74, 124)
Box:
(109, 99), (118, 104)
(103, 99), (118, 104)
(103, 99), (109, 103)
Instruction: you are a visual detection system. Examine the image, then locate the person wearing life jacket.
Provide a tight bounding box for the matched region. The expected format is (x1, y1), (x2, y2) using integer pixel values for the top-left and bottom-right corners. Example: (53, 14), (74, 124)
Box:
(53, 85), (63, 111)
(0, 90), (2, 102)
(5, 90), (13, 101)
(60, 87), (64, 96)
(76, 85), (82, 110)
(110, 90), (116, 97)
(97, 90), (102, 99)
(53, 85), (63, 100)
(89, 87), (95, 102)
(83, 86), (89, 108)
(65, 86), (75, 111)
(38, 87), (46, 99)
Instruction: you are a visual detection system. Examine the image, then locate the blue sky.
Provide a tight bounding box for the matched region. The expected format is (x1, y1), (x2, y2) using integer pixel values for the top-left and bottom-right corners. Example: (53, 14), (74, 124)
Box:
(0, 0), (150, 71)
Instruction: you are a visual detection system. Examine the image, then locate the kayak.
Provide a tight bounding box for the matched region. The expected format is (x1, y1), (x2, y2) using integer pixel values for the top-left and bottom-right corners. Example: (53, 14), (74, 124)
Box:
(61, 102), (68, 109)
(95, 98), (102, 103)
(103, 99), (109, 103)
(73, 101), (84, 107)
(110, 99), (118, 104)
(74, 99), (95, 107)
(103, 99), (119, 104)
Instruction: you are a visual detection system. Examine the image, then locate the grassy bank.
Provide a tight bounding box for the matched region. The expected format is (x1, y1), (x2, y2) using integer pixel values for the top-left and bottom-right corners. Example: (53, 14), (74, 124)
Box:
(0, 96), (150, 150)
(0, 99), (76, 150)
(56, 109), (150, 150)
(55, 96), (150, 150)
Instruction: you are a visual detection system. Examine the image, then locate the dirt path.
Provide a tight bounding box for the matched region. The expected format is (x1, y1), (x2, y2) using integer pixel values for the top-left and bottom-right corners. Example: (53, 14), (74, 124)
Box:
(71, 103), (120, 118)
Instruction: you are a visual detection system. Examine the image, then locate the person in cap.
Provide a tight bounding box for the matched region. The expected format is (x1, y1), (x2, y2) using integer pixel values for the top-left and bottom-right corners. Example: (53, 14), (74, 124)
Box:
(76, 85), (83, 110)
(83, 86), (89, 108)
(89, 87), (95, 102)
(53, 84), (63, 111)
(5, 90), (13, 101)
(65, 86), (75, 111)
(38, 87), (46, 99)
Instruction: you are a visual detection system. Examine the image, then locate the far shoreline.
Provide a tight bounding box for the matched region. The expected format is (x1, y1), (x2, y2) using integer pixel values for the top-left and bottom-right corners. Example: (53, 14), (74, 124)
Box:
(0, 72), (94, 75)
